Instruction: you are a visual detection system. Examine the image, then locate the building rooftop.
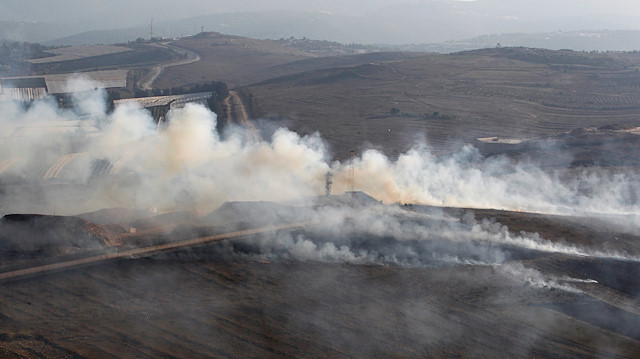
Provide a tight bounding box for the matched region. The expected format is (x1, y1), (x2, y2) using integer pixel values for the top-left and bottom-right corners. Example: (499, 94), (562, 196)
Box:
(0, 69), (128, 100)
(114, 92), (212, 108)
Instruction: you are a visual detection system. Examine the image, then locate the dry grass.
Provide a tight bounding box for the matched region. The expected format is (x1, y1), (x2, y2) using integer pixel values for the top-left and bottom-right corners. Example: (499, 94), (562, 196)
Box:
(27, 45), (132, 64)
(1, 206), (640, 358)
(244, 48), (640, 159)
(153, 33), (317, 89)
(154, 32), (421, 89)
(0, 263), (630, 358)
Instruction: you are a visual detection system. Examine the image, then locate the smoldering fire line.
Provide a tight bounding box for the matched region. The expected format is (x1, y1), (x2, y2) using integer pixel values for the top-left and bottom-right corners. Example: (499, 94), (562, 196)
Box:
(217, 204), (640, 271)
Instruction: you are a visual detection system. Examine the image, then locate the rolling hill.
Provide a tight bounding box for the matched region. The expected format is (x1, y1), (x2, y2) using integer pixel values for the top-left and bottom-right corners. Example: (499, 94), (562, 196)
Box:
(153, 32), (417, 88)
(240, 47), (640, 159)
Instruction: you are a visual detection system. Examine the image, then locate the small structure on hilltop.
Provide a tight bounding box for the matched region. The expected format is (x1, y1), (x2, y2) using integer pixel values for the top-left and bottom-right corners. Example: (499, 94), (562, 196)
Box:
(311, 191), (382, 207)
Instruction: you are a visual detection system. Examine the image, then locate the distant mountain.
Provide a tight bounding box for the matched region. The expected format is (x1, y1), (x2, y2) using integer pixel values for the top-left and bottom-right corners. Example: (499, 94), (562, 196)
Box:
(403, 30), (640, 53)
(44, 28), (150, 46)
(5, 8), (640, 50)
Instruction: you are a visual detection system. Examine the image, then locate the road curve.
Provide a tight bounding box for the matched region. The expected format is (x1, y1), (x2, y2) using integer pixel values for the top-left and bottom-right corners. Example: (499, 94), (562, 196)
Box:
(0, 222), (312, 282)
(138, 42), (201, 91)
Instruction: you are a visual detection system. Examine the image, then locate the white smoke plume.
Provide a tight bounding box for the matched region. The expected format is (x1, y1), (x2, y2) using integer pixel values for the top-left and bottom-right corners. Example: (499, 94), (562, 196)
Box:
(335, 145), (640, 218)
(496, 262), (595, 293)
(0, 76), (639, 226)
(2, 77), (640, 298)
(90, 103), (329, 212)
(0, 79), (330, 215)
(474, 217), (640, 261)
(219, 204), (640, 274)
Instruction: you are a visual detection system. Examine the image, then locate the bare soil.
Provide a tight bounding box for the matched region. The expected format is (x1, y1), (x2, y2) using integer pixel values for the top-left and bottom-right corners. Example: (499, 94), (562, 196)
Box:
(28, 44), (176, 75)
(242, 48), (640, 160)
(1, 206), (640, 358)
(1, 252), (639, 358)
(4, 37), (640, 358)
(154, 32), (422, 89)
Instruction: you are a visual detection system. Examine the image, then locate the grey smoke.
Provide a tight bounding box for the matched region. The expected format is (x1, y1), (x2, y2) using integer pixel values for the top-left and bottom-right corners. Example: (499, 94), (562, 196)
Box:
(1, 77), (640, 288)
(2, 78), (640, 221)
(218, 204), (639, 273)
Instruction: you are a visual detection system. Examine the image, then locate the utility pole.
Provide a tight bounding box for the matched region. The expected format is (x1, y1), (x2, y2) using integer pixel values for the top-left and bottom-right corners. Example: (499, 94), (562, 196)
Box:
(348, 150), (355, 192)
(325, 171), (333, 196)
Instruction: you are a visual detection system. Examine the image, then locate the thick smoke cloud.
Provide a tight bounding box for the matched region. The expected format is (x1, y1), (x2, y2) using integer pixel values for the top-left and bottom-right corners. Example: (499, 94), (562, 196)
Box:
(1, 77), (640, 220)
(0, 79), (330, 214)
(343, 145), (640, 218)
(2, 77), (640, 295)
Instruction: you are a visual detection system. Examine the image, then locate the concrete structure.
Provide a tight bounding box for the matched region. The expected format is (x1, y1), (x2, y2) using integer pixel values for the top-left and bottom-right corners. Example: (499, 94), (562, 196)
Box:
(44, 70), (128, 95)
(0, 77), (47, 102)
(0, 70), (128, 102)
(114, 92), (212, 124)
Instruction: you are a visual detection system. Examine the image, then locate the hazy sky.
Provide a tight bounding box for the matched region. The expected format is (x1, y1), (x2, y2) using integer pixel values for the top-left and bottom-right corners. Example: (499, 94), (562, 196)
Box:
(2, 0), (640, 26)
(3, 0), (640, 45)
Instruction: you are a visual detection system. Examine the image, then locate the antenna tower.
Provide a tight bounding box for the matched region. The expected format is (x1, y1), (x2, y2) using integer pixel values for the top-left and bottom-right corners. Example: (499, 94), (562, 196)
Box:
(149, 18), (153, 40)
(348, 150), (355, 192)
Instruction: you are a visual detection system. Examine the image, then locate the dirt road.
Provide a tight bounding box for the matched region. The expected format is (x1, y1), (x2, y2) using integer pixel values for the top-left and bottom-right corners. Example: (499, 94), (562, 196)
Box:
(223, 90), (262, 142)
(137, 42), (201, 91)
(0, 222), (309, 282)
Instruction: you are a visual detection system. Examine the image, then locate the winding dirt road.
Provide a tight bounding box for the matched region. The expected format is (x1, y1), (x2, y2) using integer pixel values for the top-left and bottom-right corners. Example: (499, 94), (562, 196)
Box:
(137, 42), (201, 91)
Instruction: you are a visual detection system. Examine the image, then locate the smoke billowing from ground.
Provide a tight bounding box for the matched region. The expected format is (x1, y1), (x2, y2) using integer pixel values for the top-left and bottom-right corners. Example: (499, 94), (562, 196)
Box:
(346, 145), (640, 218)
(220, 204), (638, 288)
(0, 78), (330, 215)
(2, 78), (640, 261)
(2, 77), (640, 304)
(2, 78), (640, 221)
(3, 81), (640, 243)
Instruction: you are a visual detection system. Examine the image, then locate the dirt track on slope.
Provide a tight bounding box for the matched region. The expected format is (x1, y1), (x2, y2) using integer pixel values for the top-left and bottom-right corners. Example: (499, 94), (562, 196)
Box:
(223, 90), (261, 142)
(137, 43), (200, 91)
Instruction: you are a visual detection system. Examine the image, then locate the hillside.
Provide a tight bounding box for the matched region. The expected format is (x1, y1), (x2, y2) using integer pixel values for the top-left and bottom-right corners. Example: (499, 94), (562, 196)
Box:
(153, 32), (406, 88)
(0, 214), (116, 270)
(402, 30), (640, 53)
(242, 47), (640, 159)
(2, 205), (640, 358)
